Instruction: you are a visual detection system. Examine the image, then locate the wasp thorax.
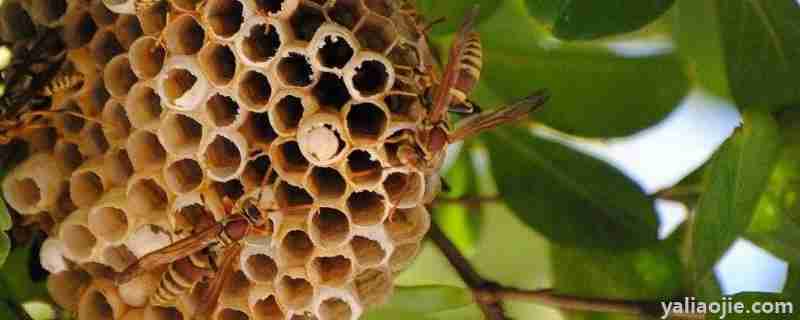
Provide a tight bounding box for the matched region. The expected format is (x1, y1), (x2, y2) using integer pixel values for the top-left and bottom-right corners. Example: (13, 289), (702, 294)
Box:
(8, 0), (442, 319)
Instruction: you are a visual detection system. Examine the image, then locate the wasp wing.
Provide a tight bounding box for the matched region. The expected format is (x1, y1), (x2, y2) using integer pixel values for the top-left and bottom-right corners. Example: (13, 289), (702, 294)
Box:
(449, 89), (550, 142)
(429, 6), (480, 123)
(192, 243), (243, 319)
(115, 223), (223, 285)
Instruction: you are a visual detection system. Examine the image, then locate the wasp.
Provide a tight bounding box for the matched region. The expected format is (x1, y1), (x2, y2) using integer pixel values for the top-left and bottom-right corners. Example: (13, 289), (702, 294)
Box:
(115, 167), (309, 318)
(389, 6), (550, 211)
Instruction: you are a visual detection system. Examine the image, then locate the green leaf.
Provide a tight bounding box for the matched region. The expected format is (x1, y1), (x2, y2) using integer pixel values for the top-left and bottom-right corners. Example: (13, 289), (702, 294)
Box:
(785, 265), (800, 307)
(0, 301), (16, 320)
(720, 292), (795, 320)
(525, 0), (675, 40)
(435, 149), (483, 255)
(0, 233), (9, 269)
(415, 0), (500, 36)
(484, 127), (659, 249)
(672, 0), (731, 98)
(714, 0), (800, 111)
(745, 124), (800, 266)
(362, 286), (473, 320)
(0, 242), (48, 303)
(472, 0), (689, 138)
(0, 197), (10, 232)
(552, 233), (684, 304)
(691, 111), (781, 283)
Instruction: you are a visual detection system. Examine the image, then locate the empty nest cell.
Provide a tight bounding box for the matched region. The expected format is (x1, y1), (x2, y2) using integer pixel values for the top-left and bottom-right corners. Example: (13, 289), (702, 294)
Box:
(354, 14), (396, 53)
(104, 55), (137, 98)
(326, 0), (365, 30)
(161, 63), (207, 110)
(205, 0), (245, 39)
(279, 229), (314, 267)
(253, 0), (285, 15)
(270, 93), (305, 135)
(276, 274), (314, 309)
(89, 29), (124, 66)
(350, 236), (385, 267)
(274, 181), (313, 216)
(55, 141), (84, 172)
(240, 20), (282, 64)
(315, 33), (355, 70)
(277, 51), (314, 87)
(144, 305), (185, 320)
(318, 297), (354, 320)
(206, 93), (243, 128)
(345, 149), (382, 186)
(252, 295), (284, 320)
(165, 158), (204, 194)
(202, 131), (247, 181)
(309, 254), (352, 286)
(102, 245), (136, 271)
(345, 102), (388, 144)
(104, 149), (134, 187)
(78, 79), (111, 117)
(385, 206), (429, 243)
(127, 129), (167, 170)
(47, 270), (91, 312)
(350, 58), (390, 97)
(70, 170), (105, 208)
(238, 69), (273, 110)
(306, 166), (346, 203)
(289, 2), (325, 41)
(347, 190), (386, 226)
(199, 42), (238, 87)
(137, 0), (168, 35)
(239, 111), (278, 149)
(102, 101), (132, 142)
(127, 176), (169, 216)
(61, 223), (97, 261)
(160, 112), (204, 155)
(244, 253), (278, 283)
(78, 284), (120, 320)
(81, 122), (111, 157)
(88, 205), (129, 243)
(241, 154), (272, 190)
(384, 93), (418, 121)
(312, 73), (351, 110)
(382, 170), (423, 208)
(5, 177), (42, 213)
(310, 207), (350, 248)
(271, 139), (310, 183)
(126, 83), (163, 128)
(165, 14), (205, 55)
(129, 36), (165, 79)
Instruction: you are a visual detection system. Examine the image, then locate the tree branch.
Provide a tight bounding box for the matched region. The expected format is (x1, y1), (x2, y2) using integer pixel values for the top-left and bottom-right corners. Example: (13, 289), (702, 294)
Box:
(428, 220), (704, 320)
(428, 221), (507, 320)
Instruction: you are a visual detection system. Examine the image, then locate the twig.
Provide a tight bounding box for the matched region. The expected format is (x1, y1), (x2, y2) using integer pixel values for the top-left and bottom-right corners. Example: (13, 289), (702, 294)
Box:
(428, 221), (507, 319)
(428, 220), (704, 320)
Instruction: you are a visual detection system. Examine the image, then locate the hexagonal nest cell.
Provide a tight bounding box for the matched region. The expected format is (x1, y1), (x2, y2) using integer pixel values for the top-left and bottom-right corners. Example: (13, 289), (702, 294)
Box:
(18, 0), (440, 318)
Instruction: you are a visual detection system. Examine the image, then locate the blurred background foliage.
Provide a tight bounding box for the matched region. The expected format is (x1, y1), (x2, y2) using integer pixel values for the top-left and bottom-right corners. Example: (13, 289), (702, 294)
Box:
(0, 0), (799, 319)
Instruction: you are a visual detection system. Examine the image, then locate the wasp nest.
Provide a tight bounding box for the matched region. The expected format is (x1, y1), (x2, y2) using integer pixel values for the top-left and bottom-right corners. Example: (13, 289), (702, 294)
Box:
(4, 0), (436, 319)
